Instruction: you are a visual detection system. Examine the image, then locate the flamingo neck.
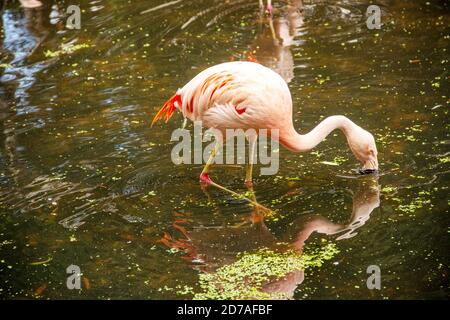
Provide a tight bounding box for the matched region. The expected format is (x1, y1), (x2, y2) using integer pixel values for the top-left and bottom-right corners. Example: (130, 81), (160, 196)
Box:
(280, 115), (353, 152)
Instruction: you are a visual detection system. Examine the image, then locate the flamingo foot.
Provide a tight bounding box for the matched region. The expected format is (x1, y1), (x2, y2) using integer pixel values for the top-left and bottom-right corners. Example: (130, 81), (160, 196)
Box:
(266, 4), (273, 15)
(245, 180), (253, 188)
(199, 172), (213, 186)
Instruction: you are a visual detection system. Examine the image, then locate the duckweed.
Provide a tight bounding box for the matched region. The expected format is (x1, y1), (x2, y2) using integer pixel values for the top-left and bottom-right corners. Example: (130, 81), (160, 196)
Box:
(192, 243), (339, 300)
(44, 43), (92, 58)
(397, 193), (432, 215)
(382, 186), (397, 193)
(439, 156), (450, 164)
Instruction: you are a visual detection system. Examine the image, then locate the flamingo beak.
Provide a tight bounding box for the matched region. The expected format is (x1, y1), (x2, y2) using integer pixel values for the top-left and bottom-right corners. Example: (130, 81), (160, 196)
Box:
(360, 152), (378, 175)
(359, 168), (378, 175)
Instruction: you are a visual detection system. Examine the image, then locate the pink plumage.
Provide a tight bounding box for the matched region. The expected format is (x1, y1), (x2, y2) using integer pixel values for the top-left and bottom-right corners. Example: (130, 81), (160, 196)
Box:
(153, 61), (292, 133)
(153, 61), (379, 185)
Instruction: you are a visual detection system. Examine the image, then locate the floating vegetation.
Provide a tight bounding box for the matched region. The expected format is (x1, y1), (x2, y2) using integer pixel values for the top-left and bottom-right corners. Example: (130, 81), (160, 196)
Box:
(44, 43), (92, 58)
(381, 186), (397, 193)
(262, 207), (285, 222)
(179, 243), (340, 300)
(141, 190), (157, 199)
(397, 191), (432, 215)
(315, 75), (331, 85)
(439, 156), (450, 164)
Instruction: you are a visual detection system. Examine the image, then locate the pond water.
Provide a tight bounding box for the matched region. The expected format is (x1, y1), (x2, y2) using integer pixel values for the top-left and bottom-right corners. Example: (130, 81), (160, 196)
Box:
(0, 0), (448, 299)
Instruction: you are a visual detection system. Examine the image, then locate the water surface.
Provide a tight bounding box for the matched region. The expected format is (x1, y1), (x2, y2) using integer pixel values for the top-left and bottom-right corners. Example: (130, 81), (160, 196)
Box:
(0, 0), (448, 299)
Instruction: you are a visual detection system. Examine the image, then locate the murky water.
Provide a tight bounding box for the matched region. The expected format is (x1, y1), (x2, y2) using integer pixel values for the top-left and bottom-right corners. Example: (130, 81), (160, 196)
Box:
(0, 0), (448, 299)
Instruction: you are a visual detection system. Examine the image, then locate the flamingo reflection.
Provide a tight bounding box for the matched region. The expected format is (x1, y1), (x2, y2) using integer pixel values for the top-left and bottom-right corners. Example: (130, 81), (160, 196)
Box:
(162, 177), (380, 299)
(248, 0), (304, 83)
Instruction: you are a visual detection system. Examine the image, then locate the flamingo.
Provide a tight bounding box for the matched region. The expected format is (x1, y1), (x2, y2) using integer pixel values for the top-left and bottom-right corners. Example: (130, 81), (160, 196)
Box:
(259, 0), (273, 15)
(152, 61), (378, 188)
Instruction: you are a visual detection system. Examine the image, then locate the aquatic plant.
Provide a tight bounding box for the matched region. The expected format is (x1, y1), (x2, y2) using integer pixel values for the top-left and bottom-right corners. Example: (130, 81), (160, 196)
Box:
(397, 191), (432, 215)
(44, 43), (91, 58)
(192, 243), (339, 300)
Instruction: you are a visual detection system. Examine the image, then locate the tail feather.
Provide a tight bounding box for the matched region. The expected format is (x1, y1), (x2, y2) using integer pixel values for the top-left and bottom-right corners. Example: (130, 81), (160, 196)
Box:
(151, 93), (181, 126)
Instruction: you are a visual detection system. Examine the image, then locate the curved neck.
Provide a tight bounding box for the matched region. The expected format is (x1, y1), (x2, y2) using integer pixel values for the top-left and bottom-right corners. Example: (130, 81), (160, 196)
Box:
(280, 115), (353, 152)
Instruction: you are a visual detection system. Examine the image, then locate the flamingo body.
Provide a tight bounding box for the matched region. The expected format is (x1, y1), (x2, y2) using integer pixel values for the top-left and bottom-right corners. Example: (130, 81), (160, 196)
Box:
(154, 61), (293, 135)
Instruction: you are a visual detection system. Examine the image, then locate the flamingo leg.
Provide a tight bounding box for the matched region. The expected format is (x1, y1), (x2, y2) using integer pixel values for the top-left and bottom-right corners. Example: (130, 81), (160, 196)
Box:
(269, 16), (276, 40)
(199, 142), (220, 184)
(245, 135), (257, 187)
(200, 141), (241, 195)
(199, 138), (272, 213)
(181, 117), (188, 129)
(205, 175), (272, 214)
(266, 0), (273, 15)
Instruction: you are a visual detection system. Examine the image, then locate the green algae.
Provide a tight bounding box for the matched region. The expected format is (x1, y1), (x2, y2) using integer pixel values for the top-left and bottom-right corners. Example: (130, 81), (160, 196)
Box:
(261, 208), (285, 222)
(44, 43), (92, 58)
(397, 191), (432, 215)
(191, 243), (339, 300)
(439, 156), (450, 164)
(382, 186), (397, 193)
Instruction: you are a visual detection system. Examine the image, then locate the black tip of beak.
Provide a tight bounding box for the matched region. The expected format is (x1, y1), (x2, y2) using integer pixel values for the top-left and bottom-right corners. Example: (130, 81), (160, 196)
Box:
(359, 169), (378, 175)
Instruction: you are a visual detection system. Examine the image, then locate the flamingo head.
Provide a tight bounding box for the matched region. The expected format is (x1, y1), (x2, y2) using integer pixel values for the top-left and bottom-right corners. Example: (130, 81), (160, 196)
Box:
(347, 127), (379, 174)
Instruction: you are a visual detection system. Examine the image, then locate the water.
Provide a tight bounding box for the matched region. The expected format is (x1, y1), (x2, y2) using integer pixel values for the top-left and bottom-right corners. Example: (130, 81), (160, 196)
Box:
(0, 0), (448, 299)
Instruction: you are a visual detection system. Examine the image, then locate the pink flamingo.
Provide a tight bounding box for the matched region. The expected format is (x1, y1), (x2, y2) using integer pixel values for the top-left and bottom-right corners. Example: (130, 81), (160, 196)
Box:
(152, 61), (378, 188)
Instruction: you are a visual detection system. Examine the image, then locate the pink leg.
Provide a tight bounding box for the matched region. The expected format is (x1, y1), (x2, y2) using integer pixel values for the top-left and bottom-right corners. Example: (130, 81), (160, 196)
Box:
(199, 142), (220, 186)
(266, 1), (273, 15)
(199, 172), (213, 185)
